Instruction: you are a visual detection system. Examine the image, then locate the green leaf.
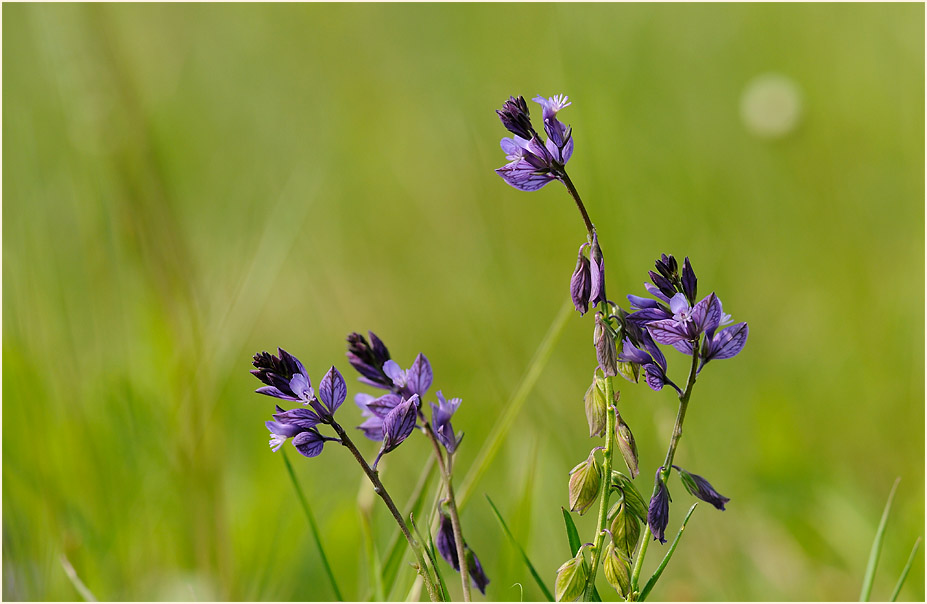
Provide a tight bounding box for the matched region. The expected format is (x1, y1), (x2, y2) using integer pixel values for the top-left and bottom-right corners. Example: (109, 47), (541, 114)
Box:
(890, 537), (921, 601)
(282, 451), (344, 601)
(860, 477), (900, 602)
(639, 503), (697, 601)
(487, 494), (554, 601)
(562, 507), (582, 556)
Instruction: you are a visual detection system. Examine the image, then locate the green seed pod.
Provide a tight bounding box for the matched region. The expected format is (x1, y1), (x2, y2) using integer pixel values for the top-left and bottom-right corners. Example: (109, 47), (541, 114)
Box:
(611, 471), (647, 522)
(584, 376), (608, 438)
(609, 499), (641, 558)
(555, 550), (588, 602)
(569, 451), (601, 515)
(603, 542), (632, 597)
(615, 412), (640, 478)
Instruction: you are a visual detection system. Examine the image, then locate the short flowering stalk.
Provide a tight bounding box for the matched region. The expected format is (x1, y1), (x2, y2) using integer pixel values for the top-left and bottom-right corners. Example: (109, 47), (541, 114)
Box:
(628, 339), (701, 599)
(581, 375), (618, 601)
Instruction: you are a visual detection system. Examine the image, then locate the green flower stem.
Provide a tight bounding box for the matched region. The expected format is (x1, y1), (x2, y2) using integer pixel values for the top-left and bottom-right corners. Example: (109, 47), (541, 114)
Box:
(424, 423), (472, 602)
(629, 339), (701, 599)
(582, 375), (617, 601)
(329, 421), (443, 602)
(560, 171), (595, 237)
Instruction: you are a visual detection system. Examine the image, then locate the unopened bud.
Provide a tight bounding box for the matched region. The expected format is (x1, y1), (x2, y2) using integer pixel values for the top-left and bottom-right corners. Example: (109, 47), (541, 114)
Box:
(555, 549), (588, 602)
(583, 376), (608, 438)
(611, 471), (647, 522)
(609, 500), (641, 558)
(603, 542), (631, 597)
(615, 412), (639, 478)
(568, 451), (601, 515)
(594, 313), (618, 377)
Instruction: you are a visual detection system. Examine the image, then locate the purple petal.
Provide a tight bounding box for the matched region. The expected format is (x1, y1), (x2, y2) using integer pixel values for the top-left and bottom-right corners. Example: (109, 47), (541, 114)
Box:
(265, 420), (304, 439)
(570, 245), (592, 314)
(273, 407), (321, 429)
(380, 395), (419, 455)
(355, 392), (375, 410)
(532, 94), (571, 121)
(318, 366), (347, 415)
(292, 430), (326, 458)
(647, 319), (690, 345)
(560, 135), (574, 164)
(641, 331), (667, 371)
(357, 416), (385, 441)
(617, 338), (651, 365)
(627, 308), (672, 325)
(669, 293), (689, 316)
(643, 364), (666, 392)
(672, 340), (695, 355)
(628, 295), (660, 310)
(288, 373), (314, 403)
(644, 283), (671, 304)
(709, 323), (748, 360)
(366, 393), (402, 419)
(406, 353), (433, 396)
(255, 385), (299, 401)
(495, 162), (555, 192)
(689, 293), (715, 334)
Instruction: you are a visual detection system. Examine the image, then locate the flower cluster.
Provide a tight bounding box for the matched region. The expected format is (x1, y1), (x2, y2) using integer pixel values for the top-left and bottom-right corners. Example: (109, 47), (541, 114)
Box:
(495, 94), (574, 191)
(252, 348), (345, 457)
(620, 254), (748, 389)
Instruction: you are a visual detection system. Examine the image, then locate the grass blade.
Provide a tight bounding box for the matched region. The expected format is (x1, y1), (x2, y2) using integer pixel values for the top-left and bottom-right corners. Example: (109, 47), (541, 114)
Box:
(60, 554), (97, 602)
(487, 495), (554, 601)
(410, 512), (449, 602)
(890, 537), (921, 601)
(458, 299), (573, 507)
(383, 457), (438, 598)
(860, 477), (901, 602)
(562, 507), (582, 556)
(359, 506), (385, 602)
(639, 503), (698, 601)
(282, 451), (344, 601)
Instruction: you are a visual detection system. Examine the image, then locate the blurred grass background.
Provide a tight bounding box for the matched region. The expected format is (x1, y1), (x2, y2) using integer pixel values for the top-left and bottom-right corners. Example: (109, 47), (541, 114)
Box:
(3, 3), (924, 601)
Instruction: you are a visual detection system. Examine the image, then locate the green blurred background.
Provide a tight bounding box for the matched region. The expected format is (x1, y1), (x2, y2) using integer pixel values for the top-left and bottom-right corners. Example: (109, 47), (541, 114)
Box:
(3, 3), (924, 601)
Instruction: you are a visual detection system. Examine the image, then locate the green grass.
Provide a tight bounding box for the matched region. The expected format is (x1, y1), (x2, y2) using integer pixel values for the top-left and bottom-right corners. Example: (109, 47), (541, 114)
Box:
(3, 3), (924, 601)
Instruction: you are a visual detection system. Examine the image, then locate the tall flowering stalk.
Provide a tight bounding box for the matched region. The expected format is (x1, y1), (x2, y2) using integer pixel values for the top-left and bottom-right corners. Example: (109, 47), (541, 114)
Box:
(494, 94), (748, 601)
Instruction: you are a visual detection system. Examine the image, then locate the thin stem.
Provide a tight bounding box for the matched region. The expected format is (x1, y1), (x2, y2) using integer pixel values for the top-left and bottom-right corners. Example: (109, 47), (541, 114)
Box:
(329, 421), (443, 602)
(560, 171), (595, 237)
(281, 451), (344, 601)
(424, 423), (472, 602)
(582, 375), (617, 601)
(629, 339), (701, 599)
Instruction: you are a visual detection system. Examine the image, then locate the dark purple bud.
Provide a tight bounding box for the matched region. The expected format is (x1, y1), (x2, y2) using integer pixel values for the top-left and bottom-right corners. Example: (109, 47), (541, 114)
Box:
(655, 254), (678, 281)
(318, 366), (347, 416)
(570, 243), (592, 314)
(674, 466), (730, 511)
(496, 95), (534, 140)
(346, 332), (393, 388)
(436, 513), (459, 570)
(252, 348), (315, 403)
(681, 257), (697, 305)
(465, 545), (490, 595)
(594, 314), (618, 377)
(373, 395), (419, 469)
(431, 391), (461, 454)
(589, 232), (606, 307)
(648, 469), (670, 544)
(648, 270), (677, 300)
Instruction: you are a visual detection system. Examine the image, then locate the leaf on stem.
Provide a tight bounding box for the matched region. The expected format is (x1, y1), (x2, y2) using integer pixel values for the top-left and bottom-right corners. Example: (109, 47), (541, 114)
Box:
(859, 477), (900, 602)
(639, 503), (698, 601)
(890, 537), (921, 602)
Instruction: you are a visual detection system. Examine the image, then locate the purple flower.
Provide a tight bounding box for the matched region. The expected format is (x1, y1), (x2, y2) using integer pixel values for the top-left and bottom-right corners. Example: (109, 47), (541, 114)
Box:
(372, 395), (419, 469)
(700, 322), (749, 374)
(618, 337), (680, 394)
(681, 257), (697, 305)
(265, 406), (338, 458)
(495, 93), (573, 192)
(347, 331), (393, 389)
(382, 353), (433, 399)
(646, 293), (719, 350)
(252, 348), (334, 419)
(673, 466), (730, 511)
(570, 243), (593, 314)
(648, 469), (670, 544)
(431, 391), (461, 454)
(317, 366), (347, 417)
(436, 513), (490, 595)
(355, 392), (403, 441)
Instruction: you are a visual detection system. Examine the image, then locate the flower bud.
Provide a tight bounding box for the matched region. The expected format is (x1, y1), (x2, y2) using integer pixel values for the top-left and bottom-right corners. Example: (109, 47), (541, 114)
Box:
(603, 542), (631, 598)
(609, 500), (641, 558)
(614, 412), (639, 478)
(594, 313), (618, 377)
(570, 243), (592, 315)
(674, 465), (730, 511)
(555, 550), (588, 602)
(647, 469), (670, 544)
(611, 471), (647, 522)
(568, 451), (601, 515)
(583, 376), (607, 438)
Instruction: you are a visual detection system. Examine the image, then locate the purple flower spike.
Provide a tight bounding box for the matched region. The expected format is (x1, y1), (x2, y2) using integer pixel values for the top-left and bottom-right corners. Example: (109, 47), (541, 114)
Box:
(673, 466), (730, 511)
(347, 332), (394, 390)
(373, 395), (419, 469)
(318, 366), (347, 416)
(495, 93), (574, 191)
(431, 391), (462, 454)
(571, 243), (592, 314)
(648, 469), (670, 544)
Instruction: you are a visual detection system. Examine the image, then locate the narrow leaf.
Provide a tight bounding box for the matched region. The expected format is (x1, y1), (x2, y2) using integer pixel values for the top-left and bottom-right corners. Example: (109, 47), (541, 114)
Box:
(282, 451), (344, 601)
(359, 507), (385, 601)
(860, 477), (900, 602)
(487, 495), (554, 601)
(383, 456), (438, 598)
(562, 507), (582, 556)
(639, 503), (698, 601)
(890, 537), (921, 602)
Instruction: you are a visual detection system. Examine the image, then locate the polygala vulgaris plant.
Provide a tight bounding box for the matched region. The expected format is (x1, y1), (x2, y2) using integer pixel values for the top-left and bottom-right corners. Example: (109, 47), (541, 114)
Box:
(494, 93), (748, 601)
